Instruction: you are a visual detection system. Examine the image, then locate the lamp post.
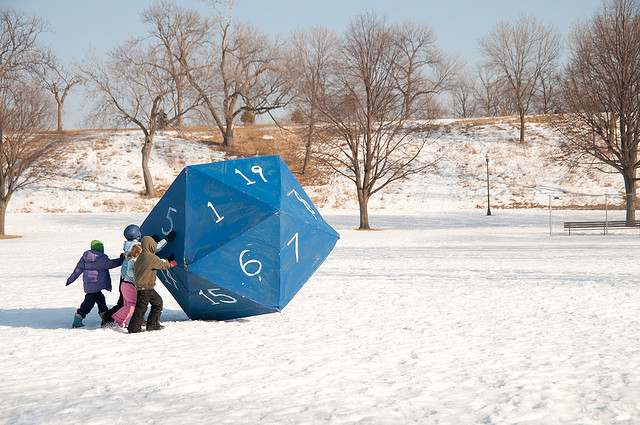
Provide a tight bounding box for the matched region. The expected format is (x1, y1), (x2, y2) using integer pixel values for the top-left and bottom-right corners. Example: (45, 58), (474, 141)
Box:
(486, 154), (491, 216)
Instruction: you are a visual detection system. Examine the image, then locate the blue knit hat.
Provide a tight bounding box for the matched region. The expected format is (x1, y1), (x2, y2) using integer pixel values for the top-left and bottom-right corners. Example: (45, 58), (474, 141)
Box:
(90, 240), (104, 252)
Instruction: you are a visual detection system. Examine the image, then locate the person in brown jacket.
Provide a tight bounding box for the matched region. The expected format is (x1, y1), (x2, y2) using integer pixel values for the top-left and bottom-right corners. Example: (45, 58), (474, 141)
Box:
(128, 236), (176, 333)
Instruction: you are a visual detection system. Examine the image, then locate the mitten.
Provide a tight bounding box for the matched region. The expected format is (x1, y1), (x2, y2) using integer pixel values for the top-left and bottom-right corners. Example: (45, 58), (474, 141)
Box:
(169, 260), (177, 267)
(166, 230), (176, 242)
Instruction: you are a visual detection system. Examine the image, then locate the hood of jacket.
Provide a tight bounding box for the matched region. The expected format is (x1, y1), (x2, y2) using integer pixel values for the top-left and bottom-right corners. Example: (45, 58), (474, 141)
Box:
(83, 250), (102, 263)
(134, 236), (170, 290)
(141, 236), (157, 254)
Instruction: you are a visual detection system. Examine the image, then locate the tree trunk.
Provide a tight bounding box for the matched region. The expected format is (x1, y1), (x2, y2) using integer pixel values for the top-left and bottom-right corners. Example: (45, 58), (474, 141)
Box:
(519, 111), (525, 143)
(223, 118), (235, 148)
(175, 81), (185, 128)
(141, 135), (155, 197)
(57, 102), (63, 132)
(357, 188), (370, 230)
(0, 197), (7, 236)
(404, 92), (411, 120)
(624, 172), (637, 225)
(302, 109), (316, 175)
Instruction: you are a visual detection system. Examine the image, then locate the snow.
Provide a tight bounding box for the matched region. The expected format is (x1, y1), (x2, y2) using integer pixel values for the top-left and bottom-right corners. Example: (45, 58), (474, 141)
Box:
(2, 119), (640, 424)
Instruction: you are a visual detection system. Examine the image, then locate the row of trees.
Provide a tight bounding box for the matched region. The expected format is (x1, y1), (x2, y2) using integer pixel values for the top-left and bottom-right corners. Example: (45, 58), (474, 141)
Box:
(450, 0), (640, 224)
(25, 0), (456, 229)
(81, 0), (291, 198)
(3, 0), (640, 232)
(451, 16), (563, 125)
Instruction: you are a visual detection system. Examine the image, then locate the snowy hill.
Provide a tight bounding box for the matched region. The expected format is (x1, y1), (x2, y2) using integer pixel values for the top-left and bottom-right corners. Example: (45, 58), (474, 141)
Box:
(8, 116), (623, 215)
(3, 116), (640, 425)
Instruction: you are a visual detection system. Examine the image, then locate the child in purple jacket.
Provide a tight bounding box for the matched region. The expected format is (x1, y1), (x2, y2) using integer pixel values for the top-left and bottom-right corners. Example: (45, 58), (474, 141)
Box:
(66, 240), (123, 328)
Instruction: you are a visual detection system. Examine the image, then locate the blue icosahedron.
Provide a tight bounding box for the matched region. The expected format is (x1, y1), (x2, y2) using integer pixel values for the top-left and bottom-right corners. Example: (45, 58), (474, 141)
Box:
(140, 155), (340, 320)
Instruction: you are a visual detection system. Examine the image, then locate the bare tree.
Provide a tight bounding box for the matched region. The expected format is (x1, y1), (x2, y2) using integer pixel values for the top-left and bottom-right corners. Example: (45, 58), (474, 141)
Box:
(474, 63), (504, 117)
(177, 0), (290, 148)
(288, 26), (340, 174)
(558, 0), (640, 223)
(0, 7), (50, 79)
(451, 69), (478, 118)
(80, 39), (190, 197)
(0, 79), (60, 235)
(0, 7), (62, 236)
(479, 15), (561, 142)
(535, 65), (561, 115)
(32, 57), (82, 132)
(2, 8), (74, 133)
(393, 20), (458, 120)
(317, 11), (438, 230)
(141, 0), (204, 128)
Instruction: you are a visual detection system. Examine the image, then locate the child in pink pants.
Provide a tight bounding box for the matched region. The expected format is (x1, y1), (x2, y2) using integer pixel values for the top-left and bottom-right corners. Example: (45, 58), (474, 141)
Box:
(112, 245), (142, 328)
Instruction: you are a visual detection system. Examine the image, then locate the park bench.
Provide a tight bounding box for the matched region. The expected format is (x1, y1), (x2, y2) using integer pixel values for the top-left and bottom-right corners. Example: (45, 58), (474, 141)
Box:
(563, 220), (640, 235)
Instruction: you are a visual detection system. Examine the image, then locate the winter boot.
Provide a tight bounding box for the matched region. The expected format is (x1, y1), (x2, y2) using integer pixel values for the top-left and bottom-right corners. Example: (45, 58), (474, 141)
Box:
(72, 313), (84, 328)
(99, 311), (112, 328)
(146, 324), (164, 331)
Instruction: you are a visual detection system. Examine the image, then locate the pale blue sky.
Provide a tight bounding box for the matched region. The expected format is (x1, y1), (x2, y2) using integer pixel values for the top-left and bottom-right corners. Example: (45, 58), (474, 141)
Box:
(7, 0), (604, 128)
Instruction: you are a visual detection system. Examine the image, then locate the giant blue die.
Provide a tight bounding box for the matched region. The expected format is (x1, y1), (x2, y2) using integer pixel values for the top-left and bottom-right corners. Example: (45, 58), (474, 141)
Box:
(140, 155), (339, 320)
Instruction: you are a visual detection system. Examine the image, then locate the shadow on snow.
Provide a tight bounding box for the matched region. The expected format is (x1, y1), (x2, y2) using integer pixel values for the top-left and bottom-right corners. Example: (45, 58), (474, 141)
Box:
(0, 307), (189, 330)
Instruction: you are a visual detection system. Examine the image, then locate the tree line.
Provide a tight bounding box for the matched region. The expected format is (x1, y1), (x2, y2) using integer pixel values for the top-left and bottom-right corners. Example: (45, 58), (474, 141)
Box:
(1, 0), (640, 234)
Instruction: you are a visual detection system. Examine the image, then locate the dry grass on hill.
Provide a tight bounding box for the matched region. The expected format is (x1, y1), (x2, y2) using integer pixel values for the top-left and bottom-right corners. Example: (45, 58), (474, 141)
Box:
(180, 124), (330, 188)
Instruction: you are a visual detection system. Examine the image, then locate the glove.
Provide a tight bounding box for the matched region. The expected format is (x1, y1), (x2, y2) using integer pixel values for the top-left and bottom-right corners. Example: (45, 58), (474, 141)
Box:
(169, 260), (177, 267)
(119, 253), (125, 260)
(167, 253), (175, 262)
(151, 234), (159, 242)
(166, 230), (176, 242)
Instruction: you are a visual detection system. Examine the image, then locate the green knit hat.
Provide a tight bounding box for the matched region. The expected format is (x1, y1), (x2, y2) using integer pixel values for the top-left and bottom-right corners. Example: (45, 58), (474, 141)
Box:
(90, 240), (104, 252)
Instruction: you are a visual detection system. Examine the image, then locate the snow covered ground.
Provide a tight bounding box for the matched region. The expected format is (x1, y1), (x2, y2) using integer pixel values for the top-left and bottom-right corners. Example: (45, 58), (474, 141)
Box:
(2, 119), (640, 424)
(2, 209), (640, 424)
